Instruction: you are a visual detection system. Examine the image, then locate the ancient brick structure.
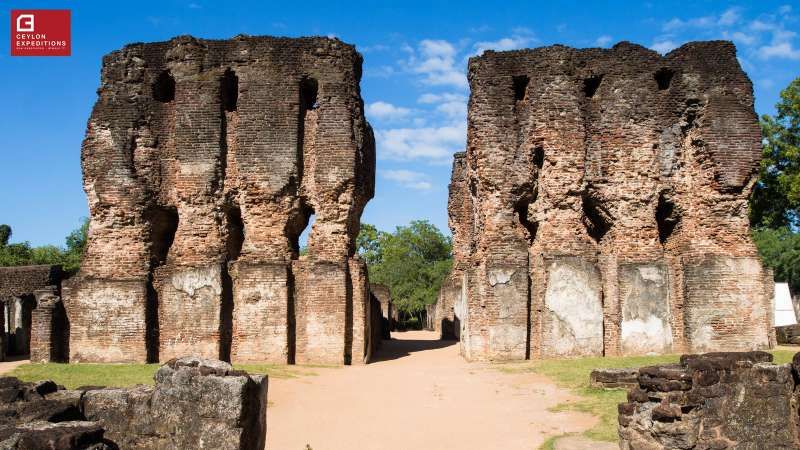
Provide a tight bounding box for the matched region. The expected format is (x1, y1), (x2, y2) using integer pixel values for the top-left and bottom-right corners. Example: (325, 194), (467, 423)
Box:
(370, 284), (394, 337)
(619, 351), (800, 449)
(443, 41), (773, 361)
(63, 35), (375, 364)
(0, 265), (65, 361)
(0, 357), (267, 450)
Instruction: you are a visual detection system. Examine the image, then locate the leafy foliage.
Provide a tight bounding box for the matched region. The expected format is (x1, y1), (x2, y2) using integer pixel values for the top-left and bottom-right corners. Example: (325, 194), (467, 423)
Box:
(751, 77), (800, 228)
(0, 218), (89, 272)
(752, 227), (800, 292)
(357, 220), (452, 318)
(749, 77), (800, 294)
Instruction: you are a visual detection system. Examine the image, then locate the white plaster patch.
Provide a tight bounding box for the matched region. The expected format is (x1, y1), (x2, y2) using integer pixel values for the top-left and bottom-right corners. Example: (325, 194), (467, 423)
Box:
(488, 269), (515, 286)
(170, 266), (222, 297)
(621, 316), (673, 354)
(544, 261), (603, 356)
(637, 266), (664, 283)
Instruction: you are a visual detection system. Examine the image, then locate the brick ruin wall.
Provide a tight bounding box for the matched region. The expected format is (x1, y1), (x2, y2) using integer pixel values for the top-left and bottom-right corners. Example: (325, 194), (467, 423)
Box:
(63, 35), (376, 364)
(619, 351), (800, 449)
(370, 283), (393, 338)
(0, 266), (66, 362)
(442, 41), (773, 361)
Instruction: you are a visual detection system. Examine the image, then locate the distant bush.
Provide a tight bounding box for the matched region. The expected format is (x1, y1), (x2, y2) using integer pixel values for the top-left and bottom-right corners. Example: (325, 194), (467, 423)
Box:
(0, 219), (88, 273)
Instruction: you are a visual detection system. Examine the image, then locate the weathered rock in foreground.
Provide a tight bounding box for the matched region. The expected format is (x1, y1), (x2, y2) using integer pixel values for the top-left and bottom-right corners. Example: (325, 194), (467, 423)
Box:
(64, 34), (376, 365)
(440, 41), (773, 361)
(589, 368), (638, 389)
(0, 357), (267, 450)
(619, 351), (800, 449)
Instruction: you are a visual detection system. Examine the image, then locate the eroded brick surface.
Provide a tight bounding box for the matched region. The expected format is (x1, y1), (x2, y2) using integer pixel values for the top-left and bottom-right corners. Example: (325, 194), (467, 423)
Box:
(441, 41), (772, 360)
(64, 35), (375, 364)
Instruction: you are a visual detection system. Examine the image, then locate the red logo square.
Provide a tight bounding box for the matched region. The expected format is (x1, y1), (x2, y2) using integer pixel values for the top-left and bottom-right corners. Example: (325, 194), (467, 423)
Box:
(11, 10), (71, 56)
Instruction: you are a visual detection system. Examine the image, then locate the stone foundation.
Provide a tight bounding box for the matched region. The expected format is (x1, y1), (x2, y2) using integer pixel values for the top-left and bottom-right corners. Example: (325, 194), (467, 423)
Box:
(619, 351), (800, 449)
(0, 357), (267, 450)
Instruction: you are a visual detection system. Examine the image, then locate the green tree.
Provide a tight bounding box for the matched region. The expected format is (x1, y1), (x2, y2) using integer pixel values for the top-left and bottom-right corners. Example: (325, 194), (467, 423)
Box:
(750, 77), (800, 228)
(0, 224), (10, 246)
(752, 227), (800, 292)
(357, 220), (452, 321)
(0, 219), (88, 272)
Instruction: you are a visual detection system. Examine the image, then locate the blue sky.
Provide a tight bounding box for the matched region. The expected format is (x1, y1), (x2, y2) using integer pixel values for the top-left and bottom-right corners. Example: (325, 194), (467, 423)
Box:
(1, 0), (799, 247)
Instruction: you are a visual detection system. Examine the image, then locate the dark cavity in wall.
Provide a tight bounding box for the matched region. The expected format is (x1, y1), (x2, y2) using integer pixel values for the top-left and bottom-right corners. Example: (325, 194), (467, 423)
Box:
(296, 77), (319, 189)
(656, 192), (680, 245)
(583, 74), (603, 98)
(582, 192), (612, 243)
(145, 206), (178, 362)
(219, 263), (233, 362)
(533, 146), (544, 170)
(515, 196), (538, 244)
(655, 68), (674, 91)
(152, 71), (175, 103)
(286, 203), (315, 259)
(221, 69), (239, 112)
(225, 206), (244, 261)
(513, 75), (529, 102)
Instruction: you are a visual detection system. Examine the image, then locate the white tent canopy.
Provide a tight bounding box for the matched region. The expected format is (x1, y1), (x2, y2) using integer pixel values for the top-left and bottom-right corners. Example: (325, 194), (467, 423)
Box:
(774, 282), (798, 327)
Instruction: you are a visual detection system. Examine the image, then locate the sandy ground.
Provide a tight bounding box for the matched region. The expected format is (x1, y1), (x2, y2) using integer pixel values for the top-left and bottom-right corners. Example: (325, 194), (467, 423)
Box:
(0, 356), (28, 375)
(267, 330), (606, 450)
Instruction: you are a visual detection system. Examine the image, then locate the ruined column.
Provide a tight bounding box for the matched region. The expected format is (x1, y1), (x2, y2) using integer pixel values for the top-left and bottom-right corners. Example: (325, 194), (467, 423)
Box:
(68, 35), (375, 364)
(30, 287), (68, 363)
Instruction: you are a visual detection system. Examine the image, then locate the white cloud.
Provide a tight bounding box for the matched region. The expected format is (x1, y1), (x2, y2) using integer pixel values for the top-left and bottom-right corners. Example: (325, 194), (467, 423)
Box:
(730, 31), (756, 45)
(188, 2), (202, 9)
(759, 41), (800, 59)
(365, 65), (395, 78)
(473, 28), (537, 56)
(779, 4), (792, 15)
(403, 39), (468, 89)
(718, 7), (741, 26)
(366, 101), (412, 121)
(417, 93), (468, 120)
(376, 123), (466, 162)
(417, 92), (467, 104)
(651, 40), (679, 54)
(595, 35), (613, 47)
(757, 26), (800, 60)
(380, 170), (434, 191)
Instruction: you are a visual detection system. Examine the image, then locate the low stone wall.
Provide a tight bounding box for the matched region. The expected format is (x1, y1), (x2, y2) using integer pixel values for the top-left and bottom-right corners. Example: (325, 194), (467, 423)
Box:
(0, 357), (267, 449)
(590, 368), (638, 389)
(618, 351), (800, 449)
(775, 324), (800, 345)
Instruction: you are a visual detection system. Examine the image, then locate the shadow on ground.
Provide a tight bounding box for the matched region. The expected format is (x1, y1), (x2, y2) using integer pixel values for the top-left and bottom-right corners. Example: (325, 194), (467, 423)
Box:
(370, 334), (457, 362)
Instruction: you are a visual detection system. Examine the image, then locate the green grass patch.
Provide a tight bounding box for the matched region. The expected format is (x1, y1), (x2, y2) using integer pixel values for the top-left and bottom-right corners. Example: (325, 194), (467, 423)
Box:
(501, 349), (797, 446)
(9, 362), (322, 389)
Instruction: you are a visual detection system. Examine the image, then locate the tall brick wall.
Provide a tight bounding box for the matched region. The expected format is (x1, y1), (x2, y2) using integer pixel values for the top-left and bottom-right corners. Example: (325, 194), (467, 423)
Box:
(0, 265), (64, 361)
(64, 35), (375, 364)
(443, 41), (771, 361)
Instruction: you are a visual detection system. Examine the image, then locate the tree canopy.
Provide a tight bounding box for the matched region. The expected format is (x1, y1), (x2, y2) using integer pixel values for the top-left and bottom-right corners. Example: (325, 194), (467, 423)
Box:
(750, 76), (800, 293)
(357, 220), (452, 318)
(0, 219), (88, 272)
(751, 76), (800, 228)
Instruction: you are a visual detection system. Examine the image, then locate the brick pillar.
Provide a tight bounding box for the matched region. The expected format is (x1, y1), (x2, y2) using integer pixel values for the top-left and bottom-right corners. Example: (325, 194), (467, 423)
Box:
(30, 287), (67, 363)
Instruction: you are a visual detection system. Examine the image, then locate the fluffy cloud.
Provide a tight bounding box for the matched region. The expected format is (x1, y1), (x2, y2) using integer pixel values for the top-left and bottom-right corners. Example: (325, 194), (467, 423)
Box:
(473, 28), (537, 56)
(650, 40), (679, 54)
(366, 101), (412, 121)
(418, 92), (468, 120)
(380, 169), (434, 191)
(758, 28), (800, 60)
(403, 39), (468, 89)
(375, 123), (466, 163)
(595, 35), (613, 47)
(662, 7), (740, 31)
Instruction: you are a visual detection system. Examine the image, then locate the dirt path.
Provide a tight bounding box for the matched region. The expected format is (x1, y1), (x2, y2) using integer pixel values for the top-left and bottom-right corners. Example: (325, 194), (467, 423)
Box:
(267, 330), (602, 450)
(0, 356), (28, 375)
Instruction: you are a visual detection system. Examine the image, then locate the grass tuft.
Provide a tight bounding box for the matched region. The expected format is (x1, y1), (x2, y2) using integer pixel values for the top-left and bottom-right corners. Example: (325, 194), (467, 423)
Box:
(8, 362), (321, 389)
